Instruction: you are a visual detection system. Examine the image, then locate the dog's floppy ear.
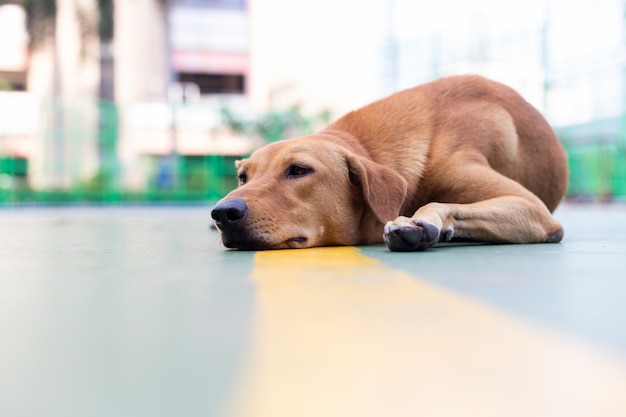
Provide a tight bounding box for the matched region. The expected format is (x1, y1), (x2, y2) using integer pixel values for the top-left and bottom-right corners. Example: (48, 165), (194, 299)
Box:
(346, 153), (408, 224)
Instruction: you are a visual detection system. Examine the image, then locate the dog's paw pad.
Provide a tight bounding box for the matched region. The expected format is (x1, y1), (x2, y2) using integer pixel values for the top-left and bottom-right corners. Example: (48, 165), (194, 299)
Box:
(441, 228), (454, 242)
(383, 221), (440, 252)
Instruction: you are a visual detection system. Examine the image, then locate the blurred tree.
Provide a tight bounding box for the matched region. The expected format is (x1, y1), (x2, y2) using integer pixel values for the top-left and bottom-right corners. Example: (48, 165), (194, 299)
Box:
(22, 0), (113, 48)
(20, 0), (115, 189)
(220, 106), (333, 143)
(23, 0), (57, 49)
(22, 0), (113, 96)
(97, 0), (113, 43)
(2, 0), (172, 190)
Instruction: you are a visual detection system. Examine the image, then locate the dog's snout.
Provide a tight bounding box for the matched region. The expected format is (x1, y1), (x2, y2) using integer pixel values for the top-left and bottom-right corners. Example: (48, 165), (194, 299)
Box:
(211, 199), (248, 226)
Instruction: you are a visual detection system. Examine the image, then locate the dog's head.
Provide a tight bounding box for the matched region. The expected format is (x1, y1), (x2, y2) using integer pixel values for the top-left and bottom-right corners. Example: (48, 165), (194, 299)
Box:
(211, 136), (407, 250)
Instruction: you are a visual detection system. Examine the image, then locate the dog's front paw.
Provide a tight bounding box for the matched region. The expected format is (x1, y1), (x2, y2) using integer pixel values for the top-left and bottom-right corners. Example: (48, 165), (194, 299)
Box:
(383, 218), (441, 252)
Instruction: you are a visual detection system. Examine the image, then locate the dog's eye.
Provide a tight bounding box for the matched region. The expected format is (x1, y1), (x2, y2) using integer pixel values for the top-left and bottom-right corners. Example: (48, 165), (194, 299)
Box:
(286, 165), (314, 178)
(238, 172), (248, 185)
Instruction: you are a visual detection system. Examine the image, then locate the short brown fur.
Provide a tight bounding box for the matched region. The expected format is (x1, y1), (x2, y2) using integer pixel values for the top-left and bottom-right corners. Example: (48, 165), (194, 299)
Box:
(211, 75), (568, 251)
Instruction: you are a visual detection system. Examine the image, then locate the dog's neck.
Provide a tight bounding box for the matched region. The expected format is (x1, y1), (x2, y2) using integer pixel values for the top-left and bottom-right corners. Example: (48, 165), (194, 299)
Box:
(315, 128), (372, 159)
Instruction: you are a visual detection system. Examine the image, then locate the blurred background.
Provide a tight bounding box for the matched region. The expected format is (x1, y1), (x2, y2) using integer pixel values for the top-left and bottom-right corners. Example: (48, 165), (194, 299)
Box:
(0, 0), (624, 205)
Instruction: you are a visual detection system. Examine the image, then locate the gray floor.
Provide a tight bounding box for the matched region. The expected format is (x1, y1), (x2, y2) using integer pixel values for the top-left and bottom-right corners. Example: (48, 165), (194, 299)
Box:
(364, 204), (626, 353)
(1, 204), (625, 417)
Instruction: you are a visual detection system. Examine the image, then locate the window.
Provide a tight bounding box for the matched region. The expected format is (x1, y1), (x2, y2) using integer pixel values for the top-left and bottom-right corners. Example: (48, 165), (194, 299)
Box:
(177, 73), (245, 95)
(172, 0), (245, 11)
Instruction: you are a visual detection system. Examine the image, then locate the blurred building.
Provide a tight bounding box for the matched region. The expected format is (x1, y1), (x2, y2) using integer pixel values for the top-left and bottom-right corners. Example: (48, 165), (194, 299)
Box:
(0, 0), (256, 191)
(0, 3), (27, 90)
(115, 0), (254, 189)
(248, 0), (397, 115)
(0, 3), (31, 190)
(0, 0), (625, 197)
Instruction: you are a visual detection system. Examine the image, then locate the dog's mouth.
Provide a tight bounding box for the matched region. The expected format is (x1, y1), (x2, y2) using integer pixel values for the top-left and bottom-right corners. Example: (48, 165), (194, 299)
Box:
(282, 236), (309, 249)
(285, 237), (307, 244)
(218, 231), (309, 251)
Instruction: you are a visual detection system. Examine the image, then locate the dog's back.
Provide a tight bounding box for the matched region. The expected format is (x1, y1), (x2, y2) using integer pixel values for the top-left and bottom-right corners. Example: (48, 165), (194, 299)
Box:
(330, 75), (568, 212)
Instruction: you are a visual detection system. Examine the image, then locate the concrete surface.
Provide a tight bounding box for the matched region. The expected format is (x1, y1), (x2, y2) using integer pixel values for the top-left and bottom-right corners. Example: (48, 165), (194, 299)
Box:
(0, 204), (625, 417)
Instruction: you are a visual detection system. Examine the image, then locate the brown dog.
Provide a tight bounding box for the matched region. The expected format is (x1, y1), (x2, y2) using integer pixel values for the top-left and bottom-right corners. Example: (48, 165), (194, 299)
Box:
(211, 75), (568, 251)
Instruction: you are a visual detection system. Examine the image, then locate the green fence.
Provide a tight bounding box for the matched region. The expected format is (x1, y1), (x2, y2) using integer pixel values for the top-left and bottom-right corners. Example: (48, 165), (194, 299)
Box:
(557, 117), (626, 202)
(0, 154), (239, 206)
(564, 142), (626, 201)
(0, 100), (240, 206)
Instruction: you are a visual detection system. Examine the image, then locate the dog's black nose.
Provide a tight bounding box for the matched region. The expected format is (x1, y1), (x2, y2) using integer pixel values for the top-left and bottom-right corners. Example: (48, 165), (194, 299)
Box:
(211, 199), (248, 226)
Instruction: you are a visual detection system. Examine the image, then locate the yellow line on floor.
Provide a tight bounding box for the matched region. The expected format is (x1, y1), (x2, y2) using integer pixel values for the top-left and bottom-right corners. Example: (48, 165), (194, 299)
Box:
(228, 247), (626, 417)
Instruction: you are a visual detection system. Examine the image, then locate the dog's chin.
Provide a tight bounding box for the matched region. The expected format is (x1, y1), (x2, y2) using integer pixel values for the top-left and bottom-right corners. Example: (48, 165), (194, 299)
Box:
(220, 234), (310, 251)
(221, 236), (271, 251)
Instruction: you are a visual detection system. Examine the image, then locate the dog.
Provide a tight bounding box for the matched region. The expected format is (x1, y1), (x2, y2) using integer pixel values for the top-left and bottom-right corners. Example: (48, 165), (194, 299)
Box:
(211, 75), (568, 251)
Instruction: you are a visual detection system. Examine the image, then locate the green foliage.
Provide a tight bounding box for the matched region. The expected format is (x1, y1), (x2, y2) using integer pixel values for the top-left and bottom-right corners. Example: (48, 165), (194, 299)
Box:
(0, 78), (11, 91)
(220, 106), (332, 143)
(81, 170), (112, 192)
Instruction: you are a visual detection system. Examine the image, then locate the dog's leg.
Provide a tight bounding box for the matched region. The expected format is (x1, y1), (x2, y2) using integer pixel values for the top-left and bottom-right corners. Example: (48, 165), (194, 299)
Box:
(383, 165), (564, 252)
